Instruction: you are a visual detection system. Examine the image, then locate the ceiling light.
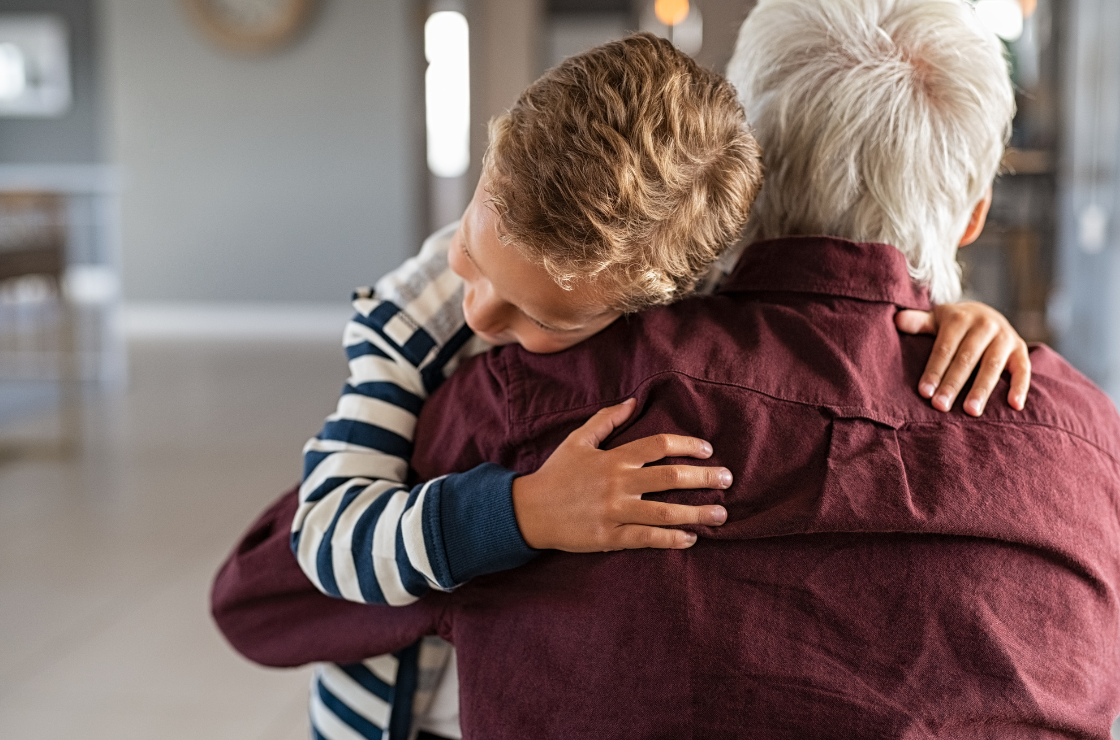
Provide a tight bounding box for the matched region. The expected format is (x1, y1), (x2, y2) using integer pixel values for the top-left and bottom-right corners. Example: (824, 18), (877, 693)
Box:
(0, 42), (26, 101)
(655, 0), (690, 27)
(424, 11), (470, 178)
(975, 0), (1024, 42)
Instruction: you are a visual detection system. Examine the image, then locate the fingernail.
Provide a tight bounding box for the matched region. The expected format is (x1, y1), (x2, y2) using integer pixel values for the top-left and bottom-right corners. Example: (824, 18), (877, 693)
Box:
(718, 469), (733, 487)
(701, 441), (713, 456)
(710, 507), (727, 525)
(1014, 394), (1026, 410)
(919, 382), (936, 398)
(965, 398), (982, 416)
(933, 394), (951, 411)
(683, 532), (698, 547)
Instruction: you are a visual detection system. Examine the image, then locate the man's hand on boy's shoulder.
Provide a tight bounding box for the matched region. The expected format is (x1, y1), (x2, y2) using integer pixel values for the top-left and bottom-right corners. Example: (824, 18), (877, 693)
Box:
(895, 301), (1031, 417)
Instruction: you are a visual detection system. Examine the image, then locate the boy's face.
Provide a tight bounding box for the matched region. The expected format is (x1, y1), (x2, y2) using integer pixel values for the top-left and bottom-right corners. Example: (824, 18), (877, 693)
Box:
(448, 177), (621, 354)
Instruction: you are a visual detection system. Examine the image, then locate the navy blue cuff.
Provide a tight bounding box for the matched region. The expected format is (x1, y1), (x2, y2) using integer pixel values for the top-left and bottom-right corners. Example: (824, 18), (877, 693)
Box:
(439, 463), (538, 584)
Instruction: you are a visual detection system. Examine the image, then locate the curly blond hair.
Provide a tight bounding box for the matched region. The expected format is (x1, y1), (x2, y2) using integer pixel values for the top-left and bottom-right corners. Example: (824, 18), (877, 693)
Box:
(484, 32), (763, 313)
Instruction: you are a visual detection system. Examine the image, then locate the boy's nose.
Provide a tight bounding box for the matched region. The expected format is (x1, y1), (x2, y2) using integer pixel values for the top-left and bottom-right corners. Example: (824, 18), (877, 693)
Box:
(466, 287), (510, 335)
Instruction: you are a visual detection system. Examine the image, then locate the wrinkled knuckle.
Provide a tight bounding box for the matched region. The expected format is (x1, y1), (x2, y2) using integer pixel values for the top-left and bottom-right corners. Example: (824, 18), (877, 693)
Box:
(655, 434), (675, 454)
(655, 505), (677, 525)
(933, 344), (955, 360)
(661, 466), (684, 486)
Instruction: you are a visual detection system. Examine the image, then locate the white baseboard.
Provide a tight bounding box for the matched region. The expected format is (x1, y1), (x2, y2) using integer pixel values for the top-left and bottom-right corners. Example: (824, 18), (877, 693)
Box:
(121, 302), (351, 341)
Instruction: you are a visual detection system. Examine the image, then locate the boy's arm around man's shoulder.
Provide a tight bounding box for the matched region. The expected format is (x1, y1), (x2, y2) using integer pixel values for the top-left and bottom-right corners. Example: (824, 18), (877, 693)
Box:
(293, 223), (536, 608)
(211, 485), (448, 667)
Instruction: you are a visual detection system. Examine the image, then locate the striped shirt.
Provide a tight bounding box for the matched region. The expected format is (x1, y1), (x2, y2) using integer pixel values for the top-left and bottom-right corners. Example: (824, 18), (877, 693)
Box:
(292, 223), (745, 739)
(293, 223), (537, 740)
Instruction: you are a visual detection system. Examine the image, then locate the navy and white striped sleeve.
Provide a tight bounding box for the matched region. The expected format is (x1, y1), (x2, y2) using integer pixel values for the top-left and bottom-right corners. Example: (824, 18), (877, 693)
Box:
(291, 223), (536, 606)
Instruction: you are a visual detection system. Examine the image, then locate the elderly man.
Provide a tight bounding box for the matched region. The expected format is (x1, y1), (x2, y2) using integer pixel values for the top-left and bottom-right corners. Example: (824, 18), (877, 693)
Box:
(214, 0), (1120, 737)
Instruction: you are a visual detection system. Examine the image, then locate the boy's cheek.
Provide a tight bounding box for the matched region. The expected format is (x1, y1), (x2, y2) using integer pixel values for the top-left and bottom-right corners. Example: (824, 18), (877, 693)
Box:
(517, 329), (593, 355)
(474, 328), (518, 347)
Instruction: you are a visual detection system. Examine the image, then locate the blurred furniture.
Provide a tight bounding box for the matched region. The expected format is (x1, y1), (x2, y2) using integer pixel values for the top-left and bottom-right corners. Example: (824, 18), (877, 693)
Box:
(0, 192), (66, 280)
(0, 191), (81, 454)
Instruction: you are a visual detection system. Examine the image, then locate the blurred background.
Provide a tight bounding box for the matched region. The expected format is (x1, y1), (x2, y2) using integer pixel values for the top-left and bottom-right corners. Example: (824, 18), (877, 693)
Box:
(0, 0), (1116, 738)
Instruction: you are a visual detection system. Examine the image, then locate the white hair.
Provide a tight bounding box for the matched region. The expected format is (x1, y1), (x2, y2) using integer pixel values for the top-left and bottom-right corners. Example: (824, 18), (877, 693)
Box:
(727, 0), (1014, 304)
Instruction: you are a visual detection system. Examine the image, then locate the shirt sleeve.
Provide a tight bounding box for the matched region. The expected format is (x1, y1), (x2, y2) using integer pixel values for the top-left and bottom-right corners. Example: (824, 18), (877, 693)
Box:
(212, 486), (448, 667)
(291, 223), (537, 607)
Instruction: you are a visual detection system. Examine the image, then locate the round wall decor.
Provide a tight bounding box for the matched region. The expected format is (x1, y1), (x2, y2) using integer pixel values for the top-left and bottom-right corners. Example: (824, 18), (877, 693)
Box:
(183, 0), (318, 55)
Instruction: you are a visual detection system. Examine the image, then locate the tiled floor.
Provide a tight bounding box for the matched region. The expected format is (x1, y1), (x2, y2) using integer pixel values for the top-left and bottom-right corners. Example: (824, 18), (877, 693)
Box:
(0, 340), (348, 740)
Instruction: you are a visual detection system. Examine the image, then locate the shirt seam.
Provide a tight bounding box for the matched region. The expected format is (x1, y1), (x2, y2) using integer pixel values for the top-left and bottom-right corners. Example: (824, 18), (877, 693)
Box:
(899, 418), (1120, 468)
(509, 367), (1120, 465)
(720, 280), (927, 309)
(497, 350), (518, 467)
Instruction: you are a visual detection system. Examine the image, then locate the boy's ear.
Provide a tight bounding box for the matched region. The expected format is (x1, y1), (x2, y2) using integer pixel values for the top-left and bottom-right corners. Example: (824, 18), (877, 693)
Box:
(959, 186), (993, 248)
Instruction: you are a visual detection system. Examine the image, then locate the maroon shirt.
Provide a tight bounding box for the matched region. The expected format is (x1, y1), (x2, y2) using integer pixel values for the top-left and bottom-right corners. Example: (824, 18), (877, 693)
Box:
(213, 236), (1120, 738)
(408, 236), (1120, 739)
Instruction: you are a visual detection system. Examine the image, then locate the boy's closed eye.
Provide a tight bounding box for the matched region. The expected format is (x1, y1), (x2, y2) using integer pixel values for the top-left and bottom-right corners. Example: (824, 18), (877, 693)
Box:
(527, 315), (562, 332)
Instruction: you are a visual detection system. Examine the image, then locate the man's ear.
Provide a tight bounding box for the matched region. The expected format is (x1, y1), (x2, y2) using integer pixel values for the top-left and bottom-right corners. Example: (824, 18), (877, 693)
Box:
(959, 186), (993, 247)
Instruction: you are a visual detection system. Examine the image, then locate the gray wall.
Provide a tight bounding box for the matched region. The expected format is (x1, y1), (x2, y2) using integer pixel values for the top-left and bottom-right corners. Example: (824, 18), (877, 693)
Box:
(101, 0), (423, 303)
(1056, 0), (1120, 400)
(690, 0), (755, 75)
(0, 0), (102, 164)
(466, 0), (543, 200)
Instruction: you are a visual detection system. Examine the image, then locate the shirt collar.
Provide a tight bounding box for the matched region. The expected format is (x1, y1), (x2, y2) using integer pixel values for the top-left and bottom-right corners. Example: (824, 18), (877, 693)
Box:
(718, 236), (932, 311)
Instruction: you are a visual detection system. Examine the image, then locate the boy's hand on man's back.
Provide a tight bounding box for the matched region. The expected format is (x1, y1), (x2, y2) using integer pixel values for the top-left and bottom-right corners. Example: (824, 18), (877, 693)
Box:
(895, 301), (1031, 417)
(511, 399), (731, 552)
